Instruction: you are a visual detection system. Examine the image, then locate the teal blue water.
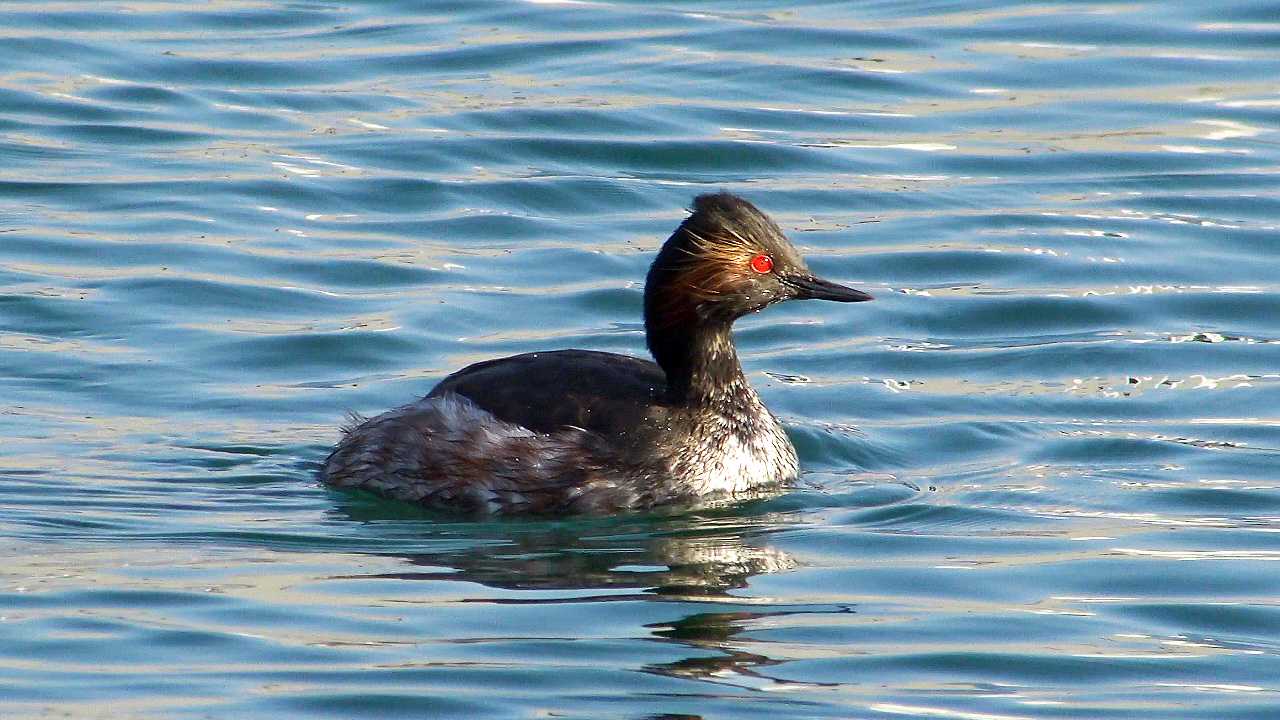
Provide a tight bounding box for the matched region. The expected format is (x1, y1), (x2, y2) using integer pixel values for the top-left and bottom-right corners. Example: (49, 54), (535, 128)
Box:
(3, 1), (1280, 717)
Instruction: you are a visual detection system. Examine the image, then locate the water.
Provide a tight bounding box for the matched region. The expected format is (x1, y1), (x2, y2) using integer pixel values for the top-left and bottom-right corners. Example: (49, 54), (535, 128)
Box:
(3, 1), (1279, 717)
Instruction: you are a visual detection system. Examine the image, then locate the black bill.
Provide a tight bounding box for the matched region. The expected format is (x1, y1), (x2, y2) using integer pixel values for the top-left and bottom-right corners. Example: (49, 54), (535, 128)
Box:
(784, 275), (874, 302)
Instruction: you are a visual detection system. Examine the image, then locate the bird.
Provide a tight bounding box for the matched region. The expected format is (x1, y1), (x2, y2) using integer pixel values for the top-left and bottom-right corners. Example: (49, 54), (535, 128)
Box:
(320, 192), (872, 514)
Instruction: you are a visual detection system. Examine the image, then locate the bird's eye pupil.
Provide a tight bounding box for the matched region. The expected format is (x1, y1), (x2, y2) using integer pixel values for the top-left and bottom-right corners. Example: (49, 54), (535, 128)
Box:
(750, 254), (774, 273)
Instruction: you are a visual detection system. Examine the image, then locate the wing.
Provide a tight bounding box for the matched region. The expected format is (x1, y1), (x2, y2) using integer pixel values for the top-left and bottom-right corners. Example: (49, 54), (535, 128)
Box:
(427, 349), (669, 437)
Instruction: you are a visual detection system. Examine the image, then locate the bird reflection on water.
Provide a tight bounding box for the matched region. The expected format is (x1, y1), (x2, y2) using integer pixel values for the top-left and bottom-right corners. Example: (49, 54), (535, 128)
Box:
(329, 496), (849, 692)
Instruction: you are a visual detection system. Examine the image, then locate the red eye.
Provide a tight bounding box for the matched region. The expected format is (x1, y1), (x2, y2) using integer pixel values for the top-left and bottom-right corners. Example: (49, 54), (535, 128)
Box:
(750, 254), (774, 274)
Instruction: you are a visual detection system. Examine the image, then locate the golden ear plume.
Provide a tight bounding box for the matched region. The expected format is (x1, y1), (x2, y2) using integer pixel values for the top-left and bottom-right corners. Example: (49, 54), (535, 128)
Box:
(671, 226), (758, 302)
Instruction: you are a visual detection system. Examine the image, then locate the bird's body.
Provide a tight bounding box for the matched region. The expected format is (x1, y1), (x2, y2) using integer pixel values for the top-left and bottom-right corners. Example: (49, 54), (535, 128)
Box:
(320, 193), (871, 514)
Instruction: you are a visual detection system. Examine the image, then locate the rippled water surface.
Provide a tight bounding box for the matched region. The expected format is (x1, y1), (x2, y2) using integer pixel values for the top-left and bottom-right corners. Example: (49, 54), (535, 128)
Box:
(4, 1), (1280, 717)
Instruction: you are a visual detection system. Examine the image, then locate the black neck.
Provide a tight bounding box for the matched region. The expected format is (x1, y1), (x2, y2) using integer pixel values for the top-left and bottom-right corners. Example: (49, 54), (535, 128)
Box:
(647, 320), (750, 406)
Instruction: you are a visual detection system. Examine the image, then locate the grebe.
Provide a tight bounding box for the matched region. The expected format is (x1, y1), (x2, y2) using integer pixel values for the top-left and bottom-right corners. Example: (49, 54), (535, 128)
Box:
(320, 193), (872, 514)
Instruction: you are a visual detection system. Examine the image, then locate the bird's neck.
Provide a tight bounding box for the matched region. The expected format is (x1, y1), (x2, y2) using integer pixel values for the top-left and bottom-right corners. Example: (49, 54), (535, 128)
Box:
(649, 321), (755, 409)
